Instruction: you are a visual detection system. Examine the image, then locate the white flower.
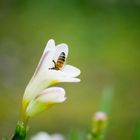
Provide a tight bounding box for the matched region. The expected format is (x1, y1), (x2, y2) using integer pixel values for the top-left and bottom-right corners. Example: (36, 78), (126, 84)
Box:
(23, 39), (80, 103)
(26, 87), (66, 117)
(30, 132), (64, 140)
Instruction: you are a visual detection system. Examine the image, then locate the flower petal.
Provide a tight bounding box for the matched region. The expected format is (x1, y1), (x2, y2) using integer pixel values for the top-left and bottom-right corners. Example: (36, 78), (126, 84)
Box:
(47, 70), (81, 84)
(60, 77), (81, 82)
(26, 87), (66, 117)
(62, 65), (81, 77)
(32, 39), (56, 79)
(38, 87), (66, 103)
(43, 39), (56, 54)
(32, 51), (51, 78)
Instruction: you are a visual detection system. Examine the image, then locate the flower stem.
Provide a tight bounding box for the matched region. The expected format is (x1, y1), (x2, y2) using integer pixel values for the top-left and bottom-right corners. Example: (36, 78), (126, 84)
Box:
(88, 133), (102, 140)
(11, 121), (28, 140)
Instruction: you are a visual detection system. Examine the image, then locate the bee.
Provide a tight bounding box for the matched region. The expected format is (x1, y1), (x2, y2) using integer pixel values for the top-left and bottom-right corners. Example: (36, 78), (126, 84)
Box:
(50, 52), (66, 70)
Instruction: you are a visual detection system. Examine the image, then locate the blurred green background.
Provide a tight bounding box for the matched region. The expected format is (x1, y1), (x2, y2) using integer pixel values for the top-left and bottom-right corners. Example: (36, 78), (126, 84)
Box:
(0, 0), (140, 139)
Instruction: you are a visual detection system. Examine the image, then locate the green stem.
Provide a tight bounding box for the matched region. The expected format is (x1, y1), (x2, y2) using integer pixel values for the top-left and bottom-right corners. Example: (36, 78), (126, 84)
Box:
(88, 132), (103, 140)
(11, 121), (28, 140)
(11, 100), (29, 140)
(92, 134), (102, 140)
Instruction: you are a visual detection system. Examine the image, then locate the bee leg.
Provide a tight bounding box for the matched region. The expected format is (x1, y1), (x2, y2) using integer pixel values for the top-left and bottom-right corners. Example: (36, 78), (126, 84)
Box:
(52, 60), (56, 65)
(49, 60), (56, 70)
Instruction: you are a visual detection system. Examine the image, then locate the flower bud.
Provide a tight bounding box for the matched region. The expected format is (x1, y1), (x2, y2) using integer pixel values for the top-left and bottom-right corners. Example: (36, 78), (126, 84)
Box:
(92, 112), (107, 137)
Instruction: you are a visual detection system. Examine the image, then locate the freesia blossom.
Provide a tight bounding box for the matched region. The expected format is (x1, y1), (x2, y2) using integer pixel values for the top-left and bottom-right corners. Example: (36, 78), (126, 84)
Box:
(26, 87), (66, 117)
(12, 39), (80, 140)
(30, 132), (64, 140)
(23, 39), (80, 103)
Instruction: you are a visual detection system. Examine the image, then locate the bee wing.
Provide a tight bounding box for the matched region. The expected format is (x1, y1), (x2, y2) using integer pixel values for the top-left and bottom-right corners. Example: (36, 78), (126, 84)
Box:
(53, 43), (68, 62)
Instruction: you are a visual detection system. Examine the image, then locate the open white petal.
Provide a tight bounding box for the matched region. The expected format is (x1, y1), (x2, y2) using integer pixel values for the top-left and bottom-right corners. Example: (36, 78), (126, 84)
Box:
(36, 39), (56, 71)
(38, 87), (66, 103)
(31, 39), (56, 80)
(47, 70), (81, 83)
(62, 65), (81, 77)
(60, 77), (81, 82)
(53, 43), (68, 62)
(32, 51), (54, 79)
(43, 39), (56, 54)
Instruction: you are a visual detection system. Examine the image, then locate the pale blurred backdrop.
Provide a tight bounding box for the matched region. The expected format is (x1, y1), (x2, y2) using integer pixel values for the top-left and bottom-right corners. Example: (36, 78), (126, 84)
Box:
(0, 0), (140, 140)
